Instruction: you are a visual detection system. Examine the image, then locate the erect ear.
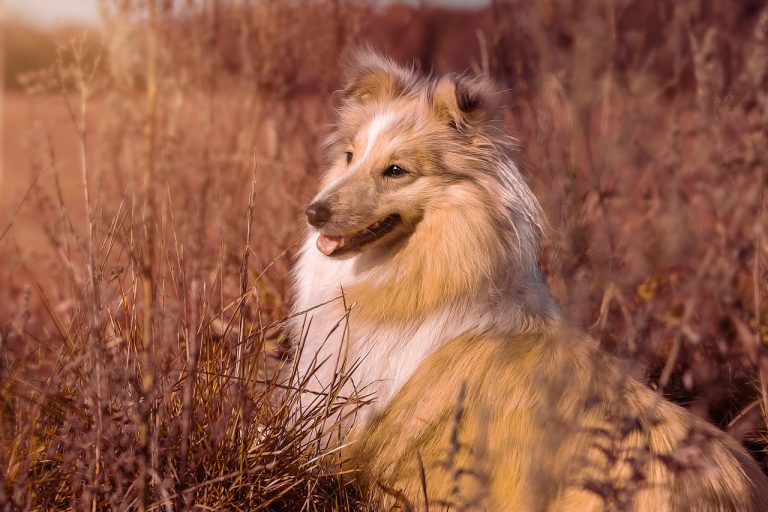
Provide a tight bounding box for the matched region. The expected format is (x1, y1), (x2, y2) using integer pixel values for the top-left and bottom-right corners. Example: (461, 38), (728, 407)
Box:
(341, 49), (417, 103)
(431, 74), (501, 131)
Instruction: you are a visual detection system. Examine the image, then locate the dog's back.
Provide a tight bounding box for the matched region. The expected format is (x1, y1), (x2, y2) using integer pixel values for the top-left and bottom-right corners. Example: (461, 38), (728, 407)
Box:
(351, 325), (768, 511)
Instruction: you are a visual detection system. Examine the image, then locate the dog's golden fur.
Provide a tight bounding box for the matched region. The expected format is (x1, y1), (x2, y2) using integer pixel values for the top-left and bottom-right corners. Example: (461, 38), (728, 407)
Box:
(289, 51), (768, 510)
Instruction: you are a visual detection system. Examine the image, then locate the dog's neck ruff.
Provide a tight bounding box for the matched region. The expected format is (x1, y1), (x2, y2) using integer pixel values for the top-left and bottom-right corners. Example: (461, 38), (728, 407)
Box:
(289, 207), (558, 426)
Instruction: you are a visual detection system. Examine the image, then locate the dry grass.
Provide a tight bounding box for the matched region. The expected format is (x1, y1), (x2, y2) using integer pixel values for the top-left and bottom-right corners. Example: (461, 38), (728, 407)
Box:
(1, 0), (766, 509)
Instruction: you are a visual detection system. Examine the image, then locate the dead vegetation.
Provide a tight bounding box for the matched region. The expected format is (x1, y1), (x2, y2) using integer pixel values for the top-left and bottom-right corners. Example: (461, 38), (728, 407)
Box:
(1, 0), (766, 509)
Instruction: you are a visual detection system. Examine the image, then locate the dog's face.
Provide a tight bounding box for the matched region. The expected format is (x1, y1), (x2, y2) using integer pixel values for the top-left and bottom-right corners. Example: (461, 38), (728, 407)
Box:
(306, 52), (501, 257)
(307, 96), (446, 256)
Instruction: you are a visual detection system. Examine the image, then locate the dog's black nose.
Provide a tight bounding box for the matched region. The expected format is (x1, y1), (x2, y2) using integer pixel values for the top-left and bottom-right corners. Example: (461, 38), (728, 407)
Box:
(305, 202), (332, 228)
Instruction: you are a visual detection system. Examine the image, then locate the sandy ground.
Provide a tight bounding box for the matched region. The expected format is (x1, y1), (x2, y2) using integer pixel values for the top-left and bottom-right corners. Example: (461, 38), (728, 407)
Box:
(2, 91), (90, 260)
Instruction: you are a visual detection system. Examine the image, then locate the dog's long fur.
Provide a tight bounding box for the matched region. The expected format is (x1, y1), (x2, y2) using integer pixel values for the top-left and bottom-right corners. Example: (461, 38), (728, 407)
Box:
(289, 51), (768, 510)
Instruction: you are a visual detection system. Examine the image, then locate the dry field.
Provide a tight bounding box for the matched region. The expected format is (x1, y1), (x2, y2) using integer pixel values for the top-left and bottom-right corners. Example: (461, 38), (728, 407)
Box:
(1, 0), (767, 510)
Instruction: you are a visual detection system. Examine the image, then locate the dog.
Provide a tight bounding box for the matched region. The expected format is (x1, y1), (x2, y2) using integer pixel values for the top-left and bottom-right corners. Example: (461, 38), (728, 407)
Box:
(288, 50), (768, 511)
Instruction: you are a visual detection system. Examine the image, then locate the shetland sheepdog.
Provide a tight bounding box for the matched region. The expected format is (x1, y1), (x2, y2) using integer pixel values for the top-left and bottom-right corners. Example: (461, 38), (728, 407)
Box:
(288, 50), (768, 511)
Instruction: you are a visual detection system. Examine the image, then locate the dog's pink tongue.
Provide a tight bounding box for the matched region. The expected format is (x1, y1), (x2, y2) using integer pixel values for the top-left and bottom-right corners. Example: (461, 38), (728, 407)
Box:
(317, 234), (341, 256)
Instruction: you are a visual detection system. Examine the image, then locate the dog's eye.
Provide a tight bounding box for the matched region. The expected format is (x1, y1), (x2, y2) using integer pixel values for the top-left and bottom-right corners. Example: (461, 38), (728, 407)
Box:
(382, 165), (408, 178)
(345, 152), (353, 165)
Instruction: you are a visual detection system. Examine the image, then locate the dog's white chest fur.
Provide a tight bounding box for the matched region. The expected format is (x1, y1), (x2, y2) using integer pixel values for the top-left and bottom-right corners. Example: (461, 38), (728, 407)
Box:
(290, 234), (481, 426)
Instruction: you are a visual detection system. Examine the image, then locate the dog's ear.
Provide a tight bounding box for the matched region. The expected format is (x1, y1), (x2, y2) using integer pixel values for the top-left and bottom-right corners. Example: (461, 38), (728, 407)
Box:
(341, 49), (416, 102)
(432, 75), (501, 132)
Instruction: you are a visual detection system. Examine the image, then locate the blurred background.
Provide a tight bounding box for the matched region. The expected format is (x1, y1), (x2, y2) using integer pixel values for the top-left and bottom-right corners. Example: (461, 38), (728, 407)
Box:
(1, 0), (767, 508)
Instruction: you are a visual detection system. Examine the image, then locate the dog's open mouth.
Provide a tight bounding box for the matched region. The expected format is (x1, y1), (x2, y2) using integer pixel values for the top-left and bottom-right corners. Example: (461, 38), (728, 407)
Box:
(316, 214), (401, 256)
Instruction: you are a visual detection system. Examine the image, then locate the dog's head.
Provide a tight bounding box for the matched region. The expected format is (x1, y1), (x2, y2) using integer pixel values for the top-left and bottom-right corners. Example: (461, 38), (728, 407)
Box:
(305, 50), (508, 258)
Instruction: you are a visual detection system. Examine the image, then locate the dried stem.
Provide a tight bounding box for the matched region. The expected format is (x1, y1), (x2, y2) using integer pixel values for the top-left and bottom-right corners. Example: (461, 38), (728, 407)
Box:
(138, 1), (160, 509)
